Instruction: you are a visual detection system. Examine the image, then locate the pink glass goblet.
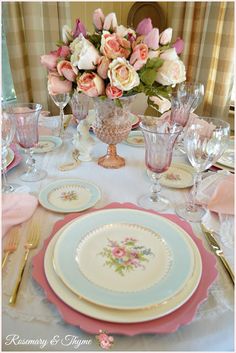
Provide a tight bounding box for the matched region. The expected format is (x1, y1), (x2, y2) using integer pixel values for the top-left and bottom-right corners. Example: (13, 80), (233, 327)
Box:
(138, 116), (182, 212)
(8, 103), (47, 182)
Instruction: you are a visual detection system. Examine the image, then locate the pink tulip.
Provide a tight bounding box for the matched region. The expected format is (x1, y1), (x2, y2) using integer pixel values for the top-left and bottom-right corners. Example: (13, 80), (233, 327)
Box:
(136, 18), (153, 35)
(72, 18), (86, 38)
(103, 12), (118, 32)
(159, 28), (173, 45)
(48, 72), (72, 95)
(144, 28), (159, 50)
(97, 56), (111, 79)
(106, 84), (123, 99)
(57, 60), (78, 82)
(172, 37), (184, 54)
(41, 53), (58, 71)
(93, 8), (105, 30)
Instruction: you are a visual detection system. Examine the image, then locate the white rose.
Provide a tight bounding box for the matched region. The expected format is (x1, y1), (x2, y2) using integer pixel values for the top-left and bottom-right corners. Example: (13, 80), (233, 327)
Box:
(156, 59), (186, 86)
(148, 50), (160, 59)
(160, 48), (178, 61)
(150, 95), (171, 114)
(108, 57), (140, 91)
(70, 34), (101, 70)
(116, 25), (136, 38)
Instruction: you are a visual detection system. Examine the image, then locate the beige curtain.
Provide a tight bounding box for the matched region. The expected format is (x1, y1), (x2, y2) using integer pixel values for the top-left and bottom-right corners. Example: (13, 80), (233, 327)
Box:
(169, 2), (234, 120)
(5, 2), (71, 114)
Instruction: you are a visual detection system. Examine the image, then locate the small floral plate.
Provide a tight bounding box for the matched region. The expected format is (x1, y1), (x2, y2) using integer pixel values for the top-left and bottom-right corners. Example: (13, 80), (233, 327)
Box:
(6, 147), (15, 167)
(147, 163), (195, 188)
(123, 131), (144, 147)
(38, 179), (101, 213)
(32, 136), (62, 153)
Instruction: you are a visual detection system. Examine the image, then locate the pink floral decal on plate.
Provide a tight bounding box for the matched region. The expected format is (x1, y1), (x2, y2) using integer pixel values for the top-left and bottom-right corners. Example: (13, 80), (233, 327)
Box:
(96, 330), (114, 350)
(99, 237), (154, 276)
(60, 190), (79, 201)
(164, 172), (181, 181)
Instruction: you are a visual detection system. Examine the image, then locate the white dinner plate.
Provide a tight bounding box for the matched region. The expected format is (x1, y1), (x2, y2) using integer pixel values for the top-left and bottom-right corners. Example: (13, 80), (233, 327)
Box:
(32, 136), (62, 153)
(53, 208), (201, 310)
(45, 217), (202, 323)
(123, 131), (144, 147)
(6, 148), (15, 167)
(38, 179), (101, 213)
(214, 138), (234, 170)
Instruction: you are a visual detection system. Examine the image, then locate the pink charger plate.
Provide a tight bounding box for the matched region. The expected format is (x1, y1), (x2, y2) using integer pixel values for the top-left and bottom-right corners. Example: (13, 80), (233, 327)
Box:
(6, 144), (23, 172)
(32, 202), (218, 336)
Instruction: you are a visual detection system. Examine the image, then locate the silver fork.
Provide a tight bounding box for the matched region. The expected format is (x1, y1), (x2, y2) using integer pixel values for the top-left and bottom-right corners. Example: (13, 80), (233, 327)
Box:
(9, 222), (40, 305)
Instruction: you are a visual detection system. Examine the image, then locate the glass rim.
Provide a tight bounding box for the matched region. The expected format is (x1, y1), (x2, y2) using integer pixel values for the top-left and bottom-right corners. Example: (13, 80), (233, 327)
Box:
(191, 116), (230, 128)
(139, 121), (182, 135)
(3, 102), (42, 113)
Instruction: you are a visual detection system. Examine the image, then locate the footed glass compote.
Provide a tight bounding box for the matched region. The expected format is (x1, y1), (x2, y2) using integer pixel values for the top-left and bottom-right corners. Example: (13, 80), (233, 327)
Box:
(175, 117), (230, 222)
(138, 116), (182, 212)
(50, 93), (70, 137)
(8, 103), (47, 182)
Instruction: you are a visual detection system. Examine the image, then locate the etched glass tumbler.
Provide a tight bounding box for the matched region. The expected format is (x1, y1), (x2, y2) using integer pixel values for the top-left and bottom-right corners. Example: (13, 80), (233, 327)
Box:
(138, 116), (182, 211)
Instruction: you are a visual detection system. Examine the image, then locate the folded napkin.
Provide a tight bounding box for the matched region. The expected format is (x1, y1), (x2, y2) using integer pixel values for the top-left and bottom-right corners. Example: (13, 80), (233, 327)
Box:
(196, 172), (234, 215)
(2, 193), (38, 237)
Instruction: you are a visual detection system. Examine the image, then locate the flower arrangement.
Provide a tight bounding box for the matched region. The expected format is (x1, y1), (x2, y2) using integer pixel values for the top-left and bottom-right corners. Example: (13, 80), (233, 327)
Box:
(41, 8), (185, 113)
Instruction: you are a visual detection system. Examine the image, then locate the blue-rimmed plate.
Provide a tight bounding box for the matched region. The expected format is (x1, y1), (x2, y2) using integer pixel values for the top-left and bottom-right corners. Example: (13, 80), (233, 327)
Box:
(32, 136), (62, 153)
(123, 131), (144, 147)
(38, 179), (101, 213)
(53, 208), (201, 310)
(6, 147), (14, 167)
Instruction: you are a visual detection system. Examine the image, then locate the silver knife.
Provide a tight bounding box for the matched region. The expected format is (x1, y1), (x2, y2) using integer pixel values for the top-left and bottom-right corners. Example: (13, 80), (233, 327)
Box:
(201, 224), (234, 285)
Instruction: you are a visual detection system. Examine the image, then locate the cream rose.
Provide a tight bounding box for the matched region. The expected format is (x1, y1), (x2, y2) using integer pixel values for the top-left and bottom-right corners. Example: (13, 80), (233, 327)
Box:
(156, 59), (186, 86)
(77, 72), (105, 97)
(70, 34), (101, 70)
(149, 95), (171, 114)
(108, 58), (140, 91)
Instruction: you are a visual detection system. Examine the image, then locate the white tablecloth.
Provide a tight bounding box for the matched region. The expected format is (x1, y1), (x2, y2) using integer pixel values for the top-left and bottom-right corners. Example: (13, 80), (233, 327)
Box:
(2, 124), (234, 351)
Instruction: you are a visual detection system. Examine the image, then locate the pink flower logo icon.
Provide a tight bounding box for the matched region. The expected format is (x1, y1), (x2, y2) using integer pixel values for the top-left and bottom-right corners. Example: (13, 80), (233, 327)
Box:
(96, 330), (114, 350)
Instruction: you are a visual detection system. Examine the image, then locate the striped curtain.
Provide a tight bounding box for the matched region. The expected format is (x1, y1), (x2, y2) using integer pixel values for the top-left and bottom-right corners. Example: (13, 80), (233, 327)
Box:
(4, 2), (71, 114)
(169, 2), (234, 120)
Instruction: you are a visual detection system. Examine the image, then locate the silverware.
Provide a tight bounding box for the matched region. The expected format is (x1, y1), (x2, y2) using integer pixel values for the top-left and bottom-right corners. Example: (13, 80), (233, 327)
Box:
(9, 222), (40, 305)
(201, 223), (234, 284)
(2, 227), (19, 269)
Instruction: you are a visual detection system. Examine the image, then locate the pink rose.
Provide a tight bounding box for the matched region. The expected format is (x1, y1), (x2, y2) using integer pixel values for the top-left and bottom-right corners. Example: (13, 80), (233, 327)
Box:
(41, 53), (58, 71)
(93, 8), (105, 30)
(103, 12), (118, 32)
(57, 60), (78, 82)
(48, 72), (72, 95)
(77, 72), (105, 97)
(112, 247), (126, 258)
(172, 37), (184, 54)
(100, 339), (112, 350)
(144, 28), (159, 50)
(97, 56), (111, 79)
(136, 18), (153, 35)
(106, 84), (123, 99)
(98, 333), (109, 341)
(72, 18), (86, 38)
(159, 28), (173, 45)
(56, 46), (71, 59)
(101, 32), (131, 60)
(130, 43), (149, 70)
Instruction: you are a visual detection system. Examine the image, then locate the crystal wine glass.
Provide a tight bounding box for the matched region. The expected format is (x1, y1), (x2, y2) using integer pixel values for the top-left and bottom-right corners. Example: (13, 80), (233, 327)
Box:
(138, 116), (182, 211)
(1, 110), (19, 192)
(7, 103), (47, 182)
(50, 93), (70, 137)
(177, 82), (204, 113)
(175, 117), (230, 222)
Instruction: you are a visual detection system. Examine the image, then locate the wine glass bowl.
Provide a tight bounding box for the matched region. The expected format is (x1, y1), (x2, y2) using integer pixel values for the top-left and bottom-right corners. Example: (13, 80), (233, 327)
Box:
(176, 117), (230, 222)
(138, 116), (182, 211)
(50, 93), (70, 137)
(177, 82), (204, 113)
(6, 103), (47, 182)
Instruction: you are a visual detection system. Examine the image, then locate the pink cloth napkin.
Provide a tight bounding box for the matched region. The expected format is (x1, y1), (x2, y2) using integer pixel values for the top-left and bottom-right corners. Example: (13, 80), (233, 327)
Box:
(208, 174), (234, 215)
(2, 193), (38, 237)
(197, 173), (234, 215)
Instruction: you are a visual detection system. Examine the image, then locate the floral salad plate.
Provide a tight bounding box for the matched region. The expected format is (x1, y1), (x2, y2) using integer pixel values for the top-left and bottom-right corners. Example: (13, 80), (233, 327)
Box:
(38, 179), (101, 213)
(52, 208), (202, 311)
(32, 136), (62, 153)
(6, 147), (15, 167)
(123, 131), (144, 147)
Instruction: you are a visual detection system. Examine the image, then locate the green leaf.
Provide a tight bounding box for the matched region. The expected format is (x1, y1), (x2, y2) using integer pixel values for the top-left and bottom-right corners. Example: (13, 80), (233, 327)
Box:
(56, 40), (65, 47)
(145, 57), (164, 70)
(114, 98), (123, 108)
(140, 68), (157, 86)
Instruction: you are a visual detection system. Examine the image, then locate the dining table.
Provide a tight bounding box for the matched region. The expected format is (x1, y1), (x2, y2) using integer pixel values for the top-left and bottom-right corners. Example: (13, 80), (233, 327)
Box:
(2, 116), (234, 352)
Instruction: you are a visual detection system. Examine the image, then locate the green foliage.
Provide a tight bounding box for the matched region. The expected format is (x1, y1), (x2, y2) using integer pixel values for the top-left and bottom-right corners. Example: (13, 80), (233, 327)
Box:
(87, 33), (102, 50)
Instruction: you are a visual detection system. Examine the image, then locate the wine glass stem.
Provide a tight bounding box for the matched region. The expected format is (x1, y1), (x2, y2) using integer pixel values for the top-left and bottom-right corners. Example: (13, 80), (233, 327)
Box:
(188, 171), (202, 211)
(25, 148), (36, 174)
(59, 107), (64, 137)
(150, 173), (161, 202)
